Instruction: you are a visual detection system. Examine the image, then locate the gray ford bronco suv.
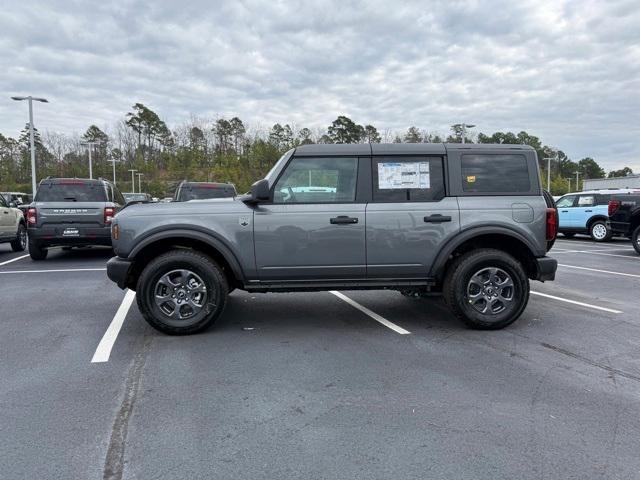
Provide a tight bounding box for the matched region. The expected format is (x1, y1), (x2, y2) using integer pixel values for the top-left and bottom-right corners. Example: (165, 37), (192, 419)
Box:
(107, 143), (558, 335)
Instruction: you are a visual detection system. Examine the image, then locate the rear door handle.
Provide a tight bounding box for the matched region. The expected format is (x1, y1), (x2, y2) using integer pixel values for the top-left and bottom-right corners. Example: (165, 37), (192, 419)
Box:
(561, 210), (568, 213)
(424, 214), (451, 223)
(330, 216), (358, 225)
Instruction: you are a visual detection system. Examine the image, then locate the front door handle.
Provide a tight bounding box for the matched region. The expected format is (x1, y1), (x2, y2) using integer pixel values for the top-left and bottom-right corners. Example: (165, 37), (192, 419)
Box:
(585, 209), (592, 212)
(330, 216), (358, 225)
(424, 214), (451, 223)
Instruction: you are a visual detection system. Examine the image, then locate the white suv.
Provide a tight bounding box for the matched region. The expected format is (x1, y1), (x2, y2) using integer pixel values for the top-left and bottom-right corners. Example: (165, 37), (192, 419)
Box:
(0, 194), (27, 251)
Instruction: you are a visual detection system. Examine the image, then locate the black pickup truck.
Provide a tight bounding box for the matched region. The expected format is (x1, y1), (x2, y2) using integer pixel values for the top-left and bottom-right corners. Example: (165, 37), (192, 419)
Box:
(609, 195), (640, 254)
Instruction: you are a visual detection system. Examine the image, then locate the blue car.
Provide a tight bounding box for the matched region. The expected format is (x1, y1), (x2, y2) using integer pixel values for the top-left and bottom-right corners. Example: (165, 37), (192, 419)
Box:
(555, 189), (639, 241)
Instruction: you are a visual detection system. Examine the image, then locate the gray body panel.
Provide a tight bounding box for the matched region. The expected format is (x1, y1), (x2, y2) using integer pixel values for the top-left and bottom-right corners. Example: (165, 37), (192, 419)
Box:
(365, 197), (460, 278)
(253, 203), (366, 280)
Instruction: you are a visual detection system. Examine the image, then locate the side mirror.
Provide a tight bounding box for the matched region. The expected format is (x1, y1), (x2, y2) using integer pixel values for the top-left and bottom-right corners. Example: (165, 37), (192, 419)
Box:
(250, 179), (270, 202)
(9, 202), (16, 208)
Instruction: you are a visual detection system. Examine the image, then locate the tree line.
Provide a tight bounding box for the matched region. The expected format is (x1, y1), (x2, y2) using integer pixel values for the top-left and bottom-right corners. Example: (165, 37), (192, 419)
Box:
(0, 103), (634, 197)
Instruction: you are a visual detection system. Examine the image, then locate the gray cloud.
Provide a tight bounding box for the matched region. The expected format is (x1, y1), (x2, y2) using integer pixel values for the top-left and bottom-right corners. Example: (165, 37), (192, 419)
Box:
(1, 0), (638, 170)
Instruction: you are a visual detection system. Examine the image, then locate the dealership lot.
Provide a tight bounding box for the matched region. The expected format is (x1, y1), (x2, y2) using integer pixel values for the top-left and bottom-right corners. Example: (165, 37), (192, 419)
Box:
(1, 237), (639, 479)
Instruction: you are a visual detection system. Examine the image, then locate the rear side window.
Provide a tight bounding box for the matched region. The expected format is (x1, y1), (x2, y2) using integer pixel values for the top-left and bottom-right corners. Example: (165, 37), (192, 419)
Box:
(373, 157), (445, 202)
(577, 195), (595, 207)
(35, 182), (107, 202)
(461, 154), (530, 193)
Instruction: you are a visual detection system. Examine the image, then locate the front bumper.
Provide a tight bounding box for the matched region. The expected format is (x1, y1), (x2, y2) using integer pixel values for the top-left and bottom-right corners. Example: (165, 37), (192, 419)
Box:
(107, 256), (133, 289)
(535, 256), (557, 281)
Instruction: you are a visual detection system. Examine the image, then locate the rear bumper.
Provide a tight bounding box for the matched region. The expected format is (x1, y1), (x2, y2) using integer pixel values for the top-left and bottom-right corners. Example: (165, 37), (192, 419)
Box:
(535, 256), (557, 282)
(29, 225), (111, 246)
(106, 256), (133, 290)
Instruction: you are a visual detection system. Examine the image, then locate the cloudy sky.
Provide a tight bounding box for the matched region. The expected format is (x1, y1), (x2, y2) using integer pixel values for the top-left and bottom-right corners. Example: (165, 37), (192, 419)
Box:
(1, 0), (639, 170)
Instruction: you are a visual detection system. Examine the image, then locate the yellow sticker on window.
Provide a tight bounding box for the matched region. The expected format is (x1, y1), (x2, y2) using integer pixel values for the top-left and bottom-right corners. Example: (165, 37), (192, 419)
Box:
(466, 175), (476, 183)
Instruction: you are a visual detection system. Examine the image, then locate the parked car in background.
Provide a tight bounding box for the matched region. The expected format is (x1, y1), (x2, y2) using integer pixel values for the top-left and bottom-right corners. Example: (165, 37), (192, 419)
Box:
(107, 143), (557, 335)
(173, 181), (237, 202)
(554, 189), (640, 241)
(609, 194), (640, 254)
(0, 193), (27, 251)
(123, 192), (153, 203)
(0, 191), (32, 219)
(27, 178), (125, 260)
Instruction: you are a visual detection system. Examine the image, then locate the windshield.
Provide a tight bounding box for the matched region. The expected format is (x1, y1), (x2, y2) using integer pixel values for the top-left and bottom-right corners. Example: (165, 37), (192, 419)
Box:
(178, 185), (236, 201)
(35, 183), (107, 202)
(264, 149), (295, 185)
(124, 193), (148, 202)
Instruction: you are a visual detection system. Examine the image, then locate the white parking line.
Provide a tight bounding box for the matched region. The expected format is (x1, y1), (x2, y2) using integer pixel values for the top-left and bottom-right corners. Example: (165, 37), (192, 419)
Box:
(555, 241), (633, 251)
(330, 291), (411, 335)
(565, 250), (640, 260)
(91, 290), (136, 363)
(530, 291), (622, 314)
(558, 264), (640, 279)
(0, 254), (29, 267)
(0, 267), (106, 274)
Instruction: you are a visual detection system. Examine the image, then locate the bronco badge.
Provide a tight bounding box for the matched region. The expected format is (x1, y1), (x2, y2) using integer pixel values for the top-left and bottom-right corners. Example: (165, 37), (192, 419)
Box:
(238, 215), (250, 227)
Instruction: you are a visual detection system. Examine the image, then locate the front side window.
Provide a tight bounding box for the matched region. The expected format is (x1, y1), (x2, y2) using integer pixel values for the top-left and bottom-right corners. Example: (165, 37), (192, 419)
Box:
(556, 196), (576, 208)
(373, 157), (445, 202)
(0, 195), (7, 208)
(273, 157), (358, 204)
(461, 154), (530, 193)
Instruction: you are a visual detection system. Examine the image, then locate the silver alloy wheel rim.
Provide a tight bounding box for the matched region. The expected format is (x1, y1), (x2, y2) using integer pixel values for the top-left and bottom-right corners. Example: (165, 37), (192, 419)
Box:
(466, 267), (514, 315)
(154, 269), (208, 321)
(592, 223), (607, 240)
(19, 228), (27, 249)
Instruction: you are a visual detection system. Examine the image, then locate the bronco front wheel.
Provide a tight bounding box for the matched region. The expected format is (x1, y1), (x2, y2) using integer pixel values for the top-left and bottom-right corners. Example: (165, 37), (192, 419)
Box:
(136, 249), (228, 335)
(443, 248), (529, 330)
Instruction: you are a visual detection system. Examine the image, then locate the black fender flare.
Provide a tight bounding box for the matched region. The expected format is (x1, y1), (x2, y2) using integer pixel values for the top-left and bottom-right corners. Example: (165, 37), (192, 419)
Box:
(586, 215), (608, 229)
(128, 226), (245, 282)
(429, 225), (542, 281)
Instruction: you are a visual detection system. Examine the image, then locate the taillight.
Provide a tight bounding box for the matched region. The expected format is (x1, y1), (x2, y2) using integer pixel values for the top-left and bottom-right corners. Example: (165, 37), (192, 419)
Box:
(546, 207), (558, 241)
(104, 207), (115, 225)
(608, 200), (621, 216)
(27, 207), (37, 225)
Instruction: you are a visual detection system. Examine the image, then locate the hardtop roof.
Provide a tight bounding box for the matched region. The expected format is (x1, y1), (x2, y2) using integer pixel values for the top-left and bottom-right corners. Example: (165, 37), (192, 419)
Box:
(292, 143), (535, 156)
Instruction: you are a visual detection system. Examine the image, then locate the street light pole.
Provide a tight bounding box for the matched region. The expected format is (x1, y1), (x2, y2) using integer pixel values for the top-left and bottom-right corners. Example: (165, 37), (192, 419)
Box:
(451, 123), (476, 144)
(11, 96), (48, 196)
(80, 141), (98, 179)
(137, 173), (144, 193)
(565, 177), (572, 192)
(128, 169), (137, 193)
(108, 158), (117, 185)
(574, 171), (581, 191)
(544, 157), (554, 192)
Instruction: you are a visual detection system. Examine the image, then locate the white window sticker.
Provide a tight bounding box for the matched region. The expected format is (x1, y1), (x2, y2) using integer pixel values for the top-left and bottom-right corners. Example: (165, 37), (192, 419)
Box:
(378, 162), (430, 189)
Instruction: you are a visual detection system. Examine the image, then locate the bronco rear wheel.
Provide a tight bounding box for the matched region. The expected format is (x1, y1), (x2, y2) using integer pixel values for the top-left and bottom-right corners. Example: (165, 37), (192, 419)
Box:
(136, 249), (228, 335)
(589, 220), (612, 242)
(443, 248), (529, 330)
(632, 225), (640, 255)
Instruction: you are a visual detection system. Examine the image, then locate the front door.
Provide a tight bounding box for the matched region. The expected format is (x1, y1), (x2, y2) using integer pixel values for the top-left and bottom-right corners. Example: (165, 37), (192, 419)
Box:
(0, 196), (11, 236)
(253, 155), (366, 280)
(556, 195), (578, 228)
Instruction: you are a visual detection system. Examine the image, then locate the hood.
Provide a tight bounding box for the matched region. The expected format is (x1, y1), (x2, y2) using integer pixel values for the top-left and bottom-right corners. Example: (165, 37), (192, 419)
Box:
(116, 196), (250, 219)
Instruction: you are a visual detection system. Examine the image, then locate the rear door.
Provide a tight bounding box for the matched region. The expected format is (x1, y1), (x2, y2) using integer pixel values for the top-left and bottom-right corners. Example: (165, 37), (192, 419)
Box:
(575, 194), (596, 229)
(366, 156), (460, 278)
(253, 155), (366, 280)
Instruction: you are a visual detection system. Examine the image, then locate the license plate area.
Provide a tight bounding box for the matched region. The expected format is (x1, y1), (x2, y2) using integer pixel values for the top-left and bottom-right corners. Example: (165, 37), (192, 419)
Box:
(63, 228), (80, 237)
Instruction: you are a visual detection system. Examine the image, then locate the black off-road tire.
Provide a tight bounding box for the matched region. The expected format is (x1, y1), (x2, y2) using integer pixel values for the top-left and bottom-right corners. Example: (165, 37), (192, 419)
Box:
(443, 248), (530, 330)
(589, 220), (612, 242)
(136, 249), (228, 335)
(632, 225), (640, 255)
(28, 239), (48, 260)
(11, 224), (27, 252)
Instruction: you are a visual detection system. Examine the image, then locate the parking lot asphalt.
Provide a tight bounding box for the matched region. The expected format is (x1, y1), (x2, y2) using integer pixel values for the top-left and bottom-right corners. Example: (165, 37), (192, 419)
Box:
(1, 237), (639, 480)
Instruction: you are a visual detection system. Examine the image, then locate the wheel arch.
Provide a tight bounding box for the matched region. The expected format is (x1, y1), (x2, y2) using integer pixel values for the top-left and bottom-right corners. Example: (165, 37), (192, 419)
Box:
(586, 215), (608, 230)
(126, 229), (245, 291)
(430, 227), (541, 283)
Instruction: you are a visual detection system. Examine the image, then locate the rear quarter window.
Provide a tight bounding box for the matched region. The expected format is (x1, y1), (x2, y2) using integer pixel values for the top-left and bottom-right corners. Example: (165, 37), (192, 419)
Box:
(461, 154), (530, 193)
(35, 183), (107, 202)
